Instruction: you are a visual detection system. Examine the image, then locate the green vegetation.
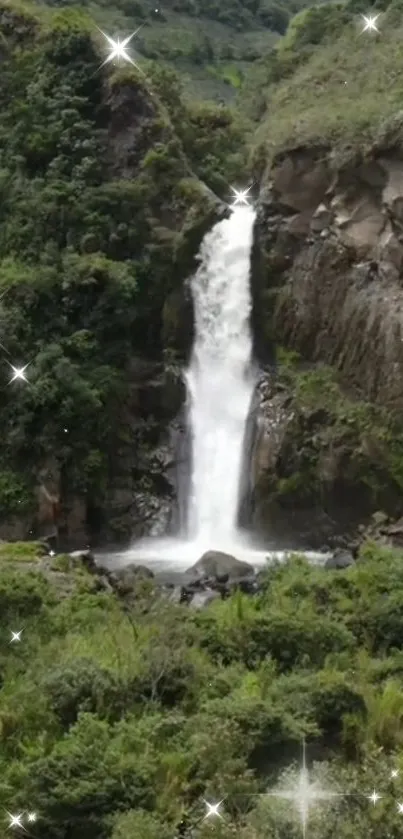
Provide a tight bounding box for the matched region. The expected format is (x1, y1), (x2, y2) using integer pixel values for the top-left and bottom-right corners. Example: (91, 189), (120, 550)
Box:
(1, 540), (403, 836)
(266, 353), (403, 509)
(35, 0), (288, 101)
(1, 0), (403, 835)
(0, 1), (246, 536)
(242, 0), (403, 160)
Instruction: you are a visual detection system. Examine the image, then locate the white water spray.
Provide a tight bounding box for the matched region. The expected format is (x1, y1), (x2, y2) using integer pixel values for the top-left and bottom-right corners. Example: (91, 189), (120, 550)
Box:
(185, 205), (256, 546)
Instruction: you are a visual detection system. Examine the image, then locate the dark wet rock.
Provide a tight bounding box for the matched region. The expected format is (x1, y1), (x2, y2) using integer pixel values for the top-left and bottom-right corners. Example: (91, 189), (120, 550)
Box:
(185, 550), (255, 582)
(324, 549), (355, 570)
(251, 145), (403, 544)
(161, 551), (261, 607)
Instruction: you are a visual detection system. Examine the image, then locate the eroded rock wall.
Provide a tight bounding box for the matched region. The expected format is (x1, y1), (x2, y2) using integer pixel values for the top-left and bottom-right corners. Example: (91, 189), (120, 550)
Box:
(251, 140), (403, 545)
(256, 144), (403, 409)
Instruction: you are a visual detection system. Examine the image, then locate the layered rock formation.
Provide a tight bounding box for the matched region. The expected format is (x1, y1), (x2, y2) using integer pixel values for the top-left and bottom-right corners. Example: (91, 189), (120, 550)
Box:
(251, 129), (403, 546)
(256, 138), (403, 406)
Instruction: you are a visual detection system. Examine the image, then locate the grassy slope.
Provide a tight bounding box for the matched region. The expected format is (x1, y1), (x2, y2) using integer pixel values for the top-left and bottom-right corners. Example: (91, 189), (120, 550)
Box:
(2, 540), (403, 837)
(248, 2), (403, 161)
(33, 0), (280, 102)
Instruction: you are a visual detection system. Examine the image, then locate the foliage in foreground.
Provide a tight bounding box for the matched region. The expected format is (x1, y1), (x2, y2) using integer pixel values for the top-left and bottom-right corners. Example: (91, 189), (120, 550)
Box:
(1, 541), (403, 837)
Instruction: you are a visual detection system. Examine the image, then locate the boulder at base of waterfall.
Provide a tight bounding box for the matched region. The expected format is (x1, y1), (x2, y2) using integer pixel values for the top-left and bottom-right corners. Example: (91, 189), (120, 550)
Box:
(324, 549), (355, 570)
(185, 550), (255, 583)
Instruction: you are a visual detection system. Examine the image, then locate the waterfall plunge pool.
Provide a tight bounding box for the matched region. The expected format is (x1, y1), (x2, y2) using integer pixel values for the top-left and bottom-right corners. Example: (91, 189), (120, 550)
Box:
(95, 536), (330, 574)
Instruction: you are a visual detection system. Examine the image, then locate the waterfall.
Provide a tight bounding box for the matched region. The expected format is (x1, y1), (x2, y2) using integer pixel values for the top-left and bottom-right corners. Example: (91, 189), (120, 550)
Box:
(96, 204), (331, 570)
(184, 205), (257, 548)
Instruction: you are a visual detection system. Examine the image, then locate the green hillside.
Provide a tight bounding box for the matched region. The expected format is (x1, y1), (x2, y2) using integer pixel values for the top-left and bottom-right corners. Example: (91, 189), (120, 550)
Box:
(241, 0), (403, 160)
(30, 0), (314, 101)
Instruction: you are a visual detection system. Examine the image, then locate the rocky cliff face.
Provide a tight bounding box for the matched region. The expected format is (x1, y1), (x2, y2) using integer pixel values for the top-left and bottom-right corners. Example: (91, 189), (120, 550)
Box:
(251, 135), (403, 546)
(256, 140), (403, 407)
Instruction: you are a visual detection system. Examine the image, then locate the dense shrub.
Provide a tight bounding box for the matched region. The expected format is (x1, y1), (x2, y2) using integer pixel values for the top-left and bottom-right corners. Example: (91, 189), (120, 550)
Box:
(0, 542), (403, 837)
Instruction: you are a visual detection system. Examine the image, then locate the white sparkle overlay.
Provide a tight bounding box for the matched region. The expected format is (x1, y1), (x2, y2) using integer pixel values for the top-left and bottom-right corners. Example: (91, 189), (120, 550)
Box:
(264, 741), (345, 838)
(361, 13), (380, 32)
(191, 755), (403, 837)
(8, 363), (29, 384)
(10, 630), (22, 643)
(98, 26), (145, 72)
(203, 799), (224, 820)
(368, 790), (382, 806)
(6, 811), (37, 830)
(230, 186), (253, 207)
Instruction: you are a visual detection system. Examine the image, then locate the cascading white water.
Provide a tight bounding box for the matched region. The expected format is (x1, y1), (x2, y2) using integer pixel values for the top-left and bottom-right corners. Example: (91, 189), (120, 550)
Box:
(185, 205), (257, 547)
(97, 204), (329, 571)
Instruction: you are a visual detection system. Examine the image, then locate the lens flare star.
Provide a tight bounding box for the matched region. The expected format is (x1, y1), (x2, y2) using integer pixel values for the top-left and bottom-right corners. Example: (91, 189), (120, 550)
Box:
(203, 800), (224, 820)
(361, 13), (380, 32)
(7, 813), (25, 830)
(368, 790), (382, 805)
(5, 811), (37, 830)
(265, 740), (342, 838)
(10, 630), (22, 643)
(230, 186), (252, 207)
(8, 363), (29, 384)
(98, 26), (144, 71)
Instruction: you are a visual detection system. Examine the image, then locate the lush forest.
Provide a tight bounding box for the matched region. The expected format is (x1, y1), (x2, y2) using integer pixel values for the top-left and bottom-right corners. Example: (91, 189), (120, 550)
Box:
(0, 0), (245, 541)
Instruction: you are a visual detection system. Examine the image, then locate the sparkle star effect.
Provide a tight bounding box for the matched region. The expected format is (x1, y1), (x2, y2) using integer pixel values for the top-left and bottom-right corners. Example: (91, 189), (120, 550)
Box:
(203, 800), (224, 820)
(368, 790), (382, 805)
(10, 630), (22, 643)
(361, 13), (380, 32)
(7, 812), (25, 830)
(5, 811), (37, 831)
(8, 363), (29, 384)
(230, 186), (252, 207)
(98, 27), (145, 72)
(265, 740), (342, 839)
(397, 802), (403, 814)
(391, 769), (400, 779)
